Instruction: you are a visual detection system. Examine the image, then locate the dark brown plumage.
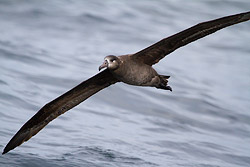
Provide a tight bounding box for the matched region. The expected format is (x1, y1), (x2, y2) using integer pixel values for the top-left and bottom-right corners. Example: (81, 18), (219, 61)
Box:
(3, 11), (250, 154)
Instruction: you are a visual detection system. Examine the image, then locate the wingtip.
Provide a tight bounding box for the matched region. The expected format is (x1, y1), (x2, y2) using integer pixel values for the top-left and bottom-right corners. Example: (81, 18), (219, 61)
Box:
(2, 136), (21, 155)
(2, 144), (13, 155)
(2, 148), (8, 155)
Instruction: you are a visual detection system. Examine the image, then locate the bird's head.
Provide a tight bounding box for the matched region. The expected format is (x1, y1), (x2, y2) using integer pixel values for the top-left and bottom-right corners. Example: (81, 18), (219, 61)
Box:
(99, 55), (120, 71)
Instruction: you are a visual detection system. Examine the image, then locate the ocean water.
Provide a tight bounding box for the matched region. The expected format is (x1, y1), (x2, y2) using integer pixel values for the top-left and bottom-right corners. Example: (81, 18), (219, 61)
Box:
(0, 0), (250, 166)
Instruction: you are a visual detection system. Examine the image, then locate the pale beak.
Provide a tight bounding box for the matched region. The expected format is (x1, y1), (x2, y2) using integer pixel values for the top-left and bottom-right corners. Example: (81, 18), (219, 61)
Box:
(99, 60), (108, 71)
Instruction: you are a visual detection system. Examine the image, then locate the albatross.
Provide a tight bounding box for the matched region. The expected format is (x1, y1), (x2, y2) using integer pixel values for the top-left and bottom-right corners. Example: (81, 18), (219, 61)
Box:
(3, 11), (250, 154)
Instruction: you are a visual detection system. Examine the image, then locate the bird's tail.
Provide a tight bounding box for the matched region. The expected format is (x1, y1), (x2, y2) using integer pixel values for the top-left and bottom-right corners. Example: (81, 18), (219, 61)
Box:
(157, 75), (172, 91)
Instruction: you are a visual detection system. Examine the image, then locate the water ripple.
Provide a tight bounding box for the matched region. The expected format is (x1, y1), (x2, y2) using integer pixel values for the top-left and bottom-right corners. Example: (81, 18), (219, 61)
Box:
(0, 1), (250, 167)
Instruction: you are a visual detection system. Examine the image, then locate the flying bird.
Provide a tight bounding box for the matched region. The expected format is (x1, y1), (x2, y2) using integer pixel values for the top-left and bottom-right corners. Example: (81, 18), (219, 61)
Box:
(3, 11), (250, 154)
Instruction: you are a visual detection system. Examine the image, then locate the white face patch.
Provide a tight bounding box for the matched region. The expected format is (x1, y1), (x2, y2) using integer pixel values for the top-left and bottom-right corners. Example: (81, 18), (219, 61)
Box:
(109, 59), (113, 64)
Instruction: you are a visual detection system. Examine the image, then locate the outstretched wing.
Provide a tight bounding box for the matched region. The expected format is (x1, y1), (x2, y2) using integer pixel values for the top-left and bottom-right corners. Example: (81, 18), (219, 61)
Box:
(3, 69), (118, 154)
(131, 11), (250, 66)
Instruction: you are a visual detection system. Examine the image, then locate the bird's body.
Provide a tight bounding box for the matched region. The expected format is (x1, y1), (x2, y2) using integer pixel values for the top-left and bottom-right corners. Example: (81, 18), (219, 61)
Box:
(2, 11), (250, 155)
(109, 55), (169, 88)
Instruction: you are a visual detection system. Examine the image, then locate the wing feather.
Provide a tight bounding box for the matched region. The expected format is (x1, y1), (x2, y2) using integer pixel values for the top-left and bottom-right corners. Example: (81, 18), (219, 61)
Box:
(3, 69), (118, 154)
(131, 11), (250, 65)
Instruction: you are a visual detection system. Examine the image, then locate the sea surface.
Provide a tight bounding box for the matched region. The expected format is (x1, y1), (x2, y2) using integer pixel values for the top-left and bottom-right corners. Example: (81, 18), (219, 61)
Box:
(0, 1), (250, 167)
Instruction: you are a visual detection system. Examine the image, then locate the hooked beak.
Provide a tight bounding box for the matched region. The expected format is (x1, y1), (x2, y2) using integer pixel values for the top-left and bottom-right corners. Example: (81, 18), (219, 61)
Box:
(99, 60), (108, 71)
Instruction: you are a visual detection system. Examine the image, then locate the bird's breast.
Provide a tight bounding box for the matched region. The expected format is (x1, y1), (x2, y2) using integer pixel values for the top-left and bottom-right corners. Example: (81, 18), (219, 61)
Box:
(111, 62), (157, 86)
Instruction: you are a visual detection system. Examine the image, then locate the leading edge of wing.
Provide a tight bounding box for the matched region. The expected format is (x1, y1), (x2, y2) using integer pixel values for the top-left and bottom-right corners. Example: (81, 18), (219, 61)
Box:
(2, 69), (118, 154)
(131, 11), (250, 65)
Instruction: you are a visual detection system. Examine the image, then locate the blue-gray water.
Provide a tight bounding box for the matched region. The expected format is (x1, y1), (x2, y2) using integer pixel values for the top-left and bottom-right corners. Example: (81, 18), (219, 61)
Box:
(0, 1), (250, 167)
